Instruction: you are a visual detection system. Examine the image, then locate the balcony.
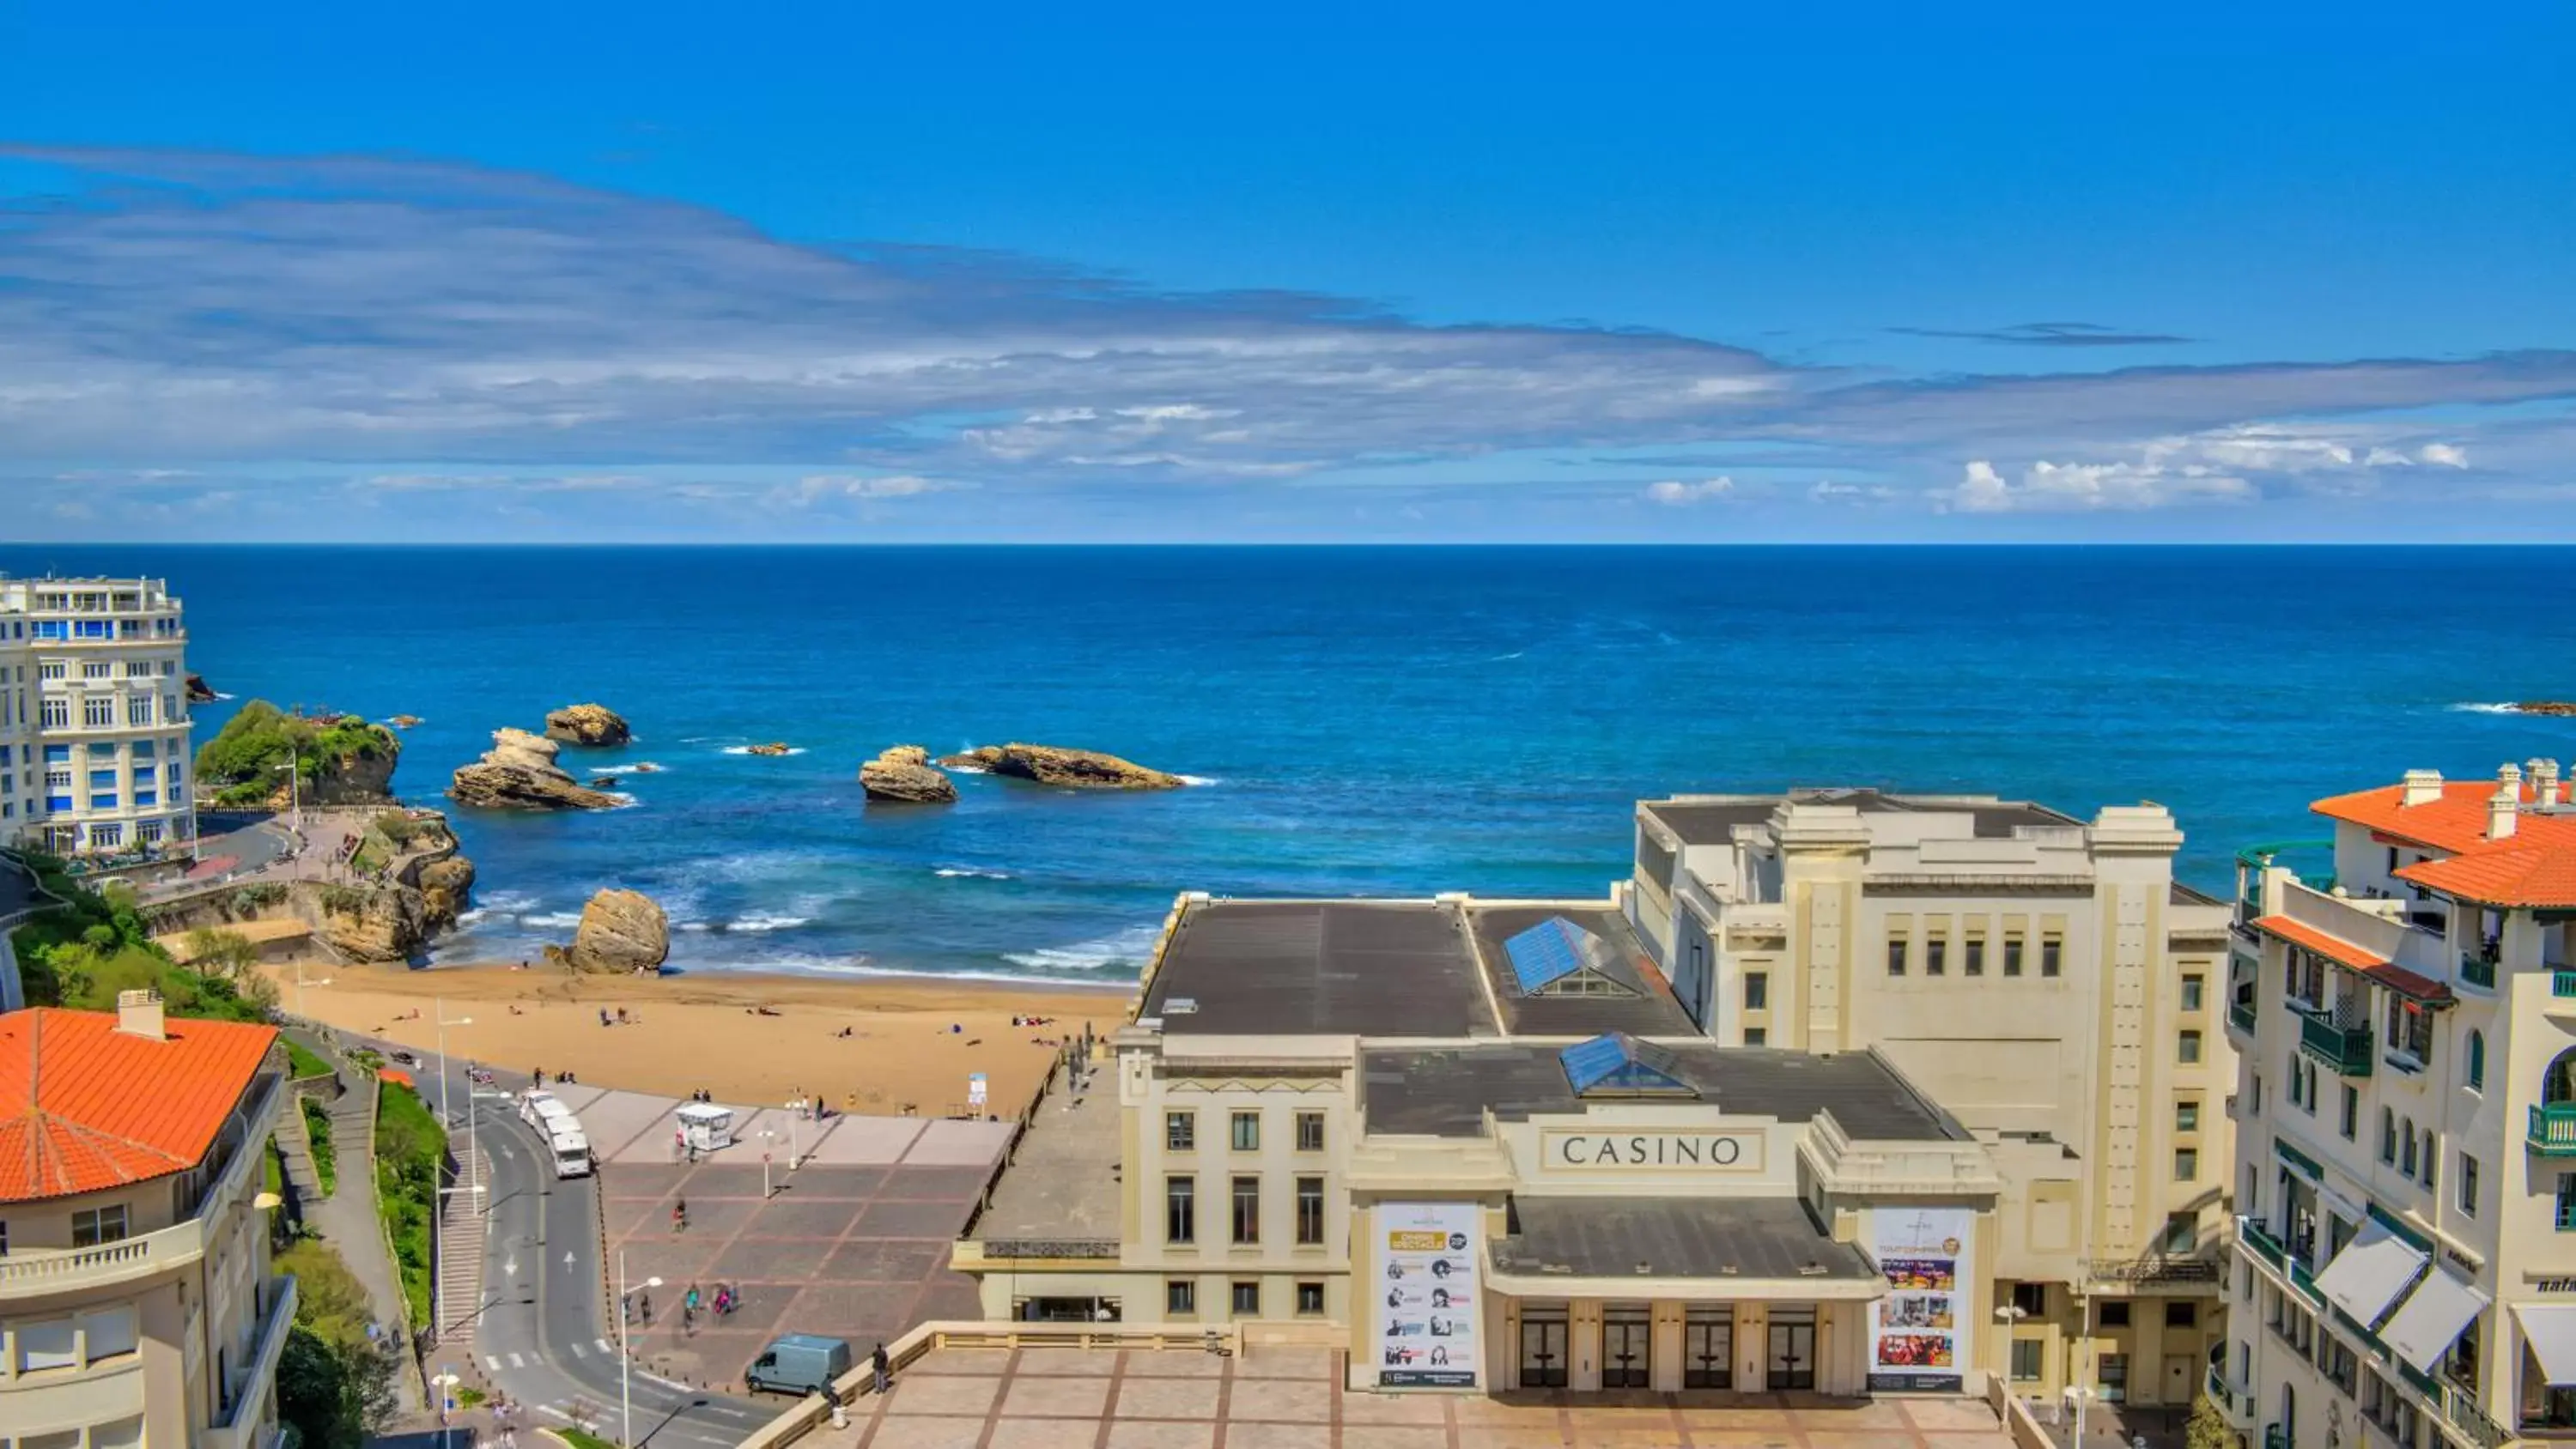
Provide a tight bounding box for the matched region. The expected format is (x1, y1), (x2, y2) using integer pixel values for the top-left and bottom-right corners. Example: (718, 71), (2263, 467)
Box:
(2555, 970), (2576, 998)
(2088, 1253), (2222, 1289)
(203, 1276), (295, 1449)
(2462, 951), (2498, 991)
(2264, 1424), (2287, 1449)
(2530, 1103), (2576, 1156)
(2228, 996), (2258, 1038)
(2207, 1366), (2255, 1429)
(2297, 1008), (2375, 1077)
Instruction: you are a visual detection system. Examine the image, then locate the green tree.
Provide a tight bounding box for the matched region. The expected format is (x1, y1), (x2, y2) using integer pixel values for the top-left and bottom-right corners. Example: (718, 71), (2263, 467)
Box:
(2185, 1393), (2233, 1449)
(277, 1325), (361, 1449)
(185, 926), (263, 979)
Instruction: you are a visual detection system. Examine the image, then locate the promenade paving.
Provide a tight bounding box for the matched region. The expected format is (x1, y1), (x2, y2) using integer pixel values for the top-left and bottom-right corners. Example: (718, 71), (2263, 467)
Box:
(800, 1346), (2019, 1449)
(592, 1088), (1011, 1392)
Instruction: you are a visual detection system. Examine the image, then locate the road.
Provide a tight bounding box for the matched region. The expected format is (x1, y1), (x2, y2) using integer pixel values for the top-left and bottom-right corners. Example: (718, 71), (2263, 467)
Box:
(366, 1038), (778, 1449)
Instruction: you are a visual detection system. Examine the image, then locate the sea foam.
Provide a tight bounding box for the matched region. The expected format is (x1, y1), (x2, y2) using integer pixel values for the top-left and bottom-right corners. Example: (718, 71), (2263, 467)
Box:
(1002, 925), (1162, 974)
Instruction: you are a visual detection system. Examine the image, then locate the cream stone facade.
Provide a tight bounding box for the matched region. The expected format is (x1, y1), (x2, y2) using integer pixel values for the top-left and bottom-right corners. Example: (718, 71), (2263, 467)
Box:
(0, 995), (291, 1449)
(955, 785), (2233, 1410)
(0, 577), (196, 858)
(1627, 790), (2238, 1412)
(2224, 763), (2576, 1449)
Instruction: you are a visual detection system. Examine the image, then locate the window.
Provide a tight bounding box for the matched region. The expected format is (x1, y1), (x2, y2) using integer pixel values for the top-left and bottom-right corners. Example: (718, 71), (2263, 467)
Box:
(125, 661), (152, 677)
(2098, 1300), (2131, 1328)
(88, 768), (117, 789)
(2556, 1173), (2576, 1232)
(1167, 1279), (1196, 1315)
(2003, 936), (2025, 976)
(1925, 938), (1947, 976)
(2175, 1100), (2200, 1133)
(38, 661), (64, 681)
(2178, 1030), (2202, 1064)
(2175, 1148), (2199, 1181)
(40, 697), (66, 728)
(1230, 1111), (1261, 1152)
(2099, 1352), (2129, 1403)
(2401, 1119), (2418, 1176)
(82, 1306), (139, 1361)
(1295, 1112), (1325, 1153)
(2166, 1301), (2197, 1328)
(15, 1317), (76, 1372)
(1165, 1177), (1196, 1244)
(2468, 1030), (2486, 1092)
(2421, 1131), (2439, 1189)
(1296, 1177), (1326, 1245)
(2011, 1282), (2047, 1317)
(1230, 1175), (1261, 1244)
(1231, 1281), (1260, 1316)
(2162, 1212), (2197, 1254)
(2041, 933), (2063, 977)
(2181, 973), (2205, 1011)
(1965, 937), (1985, 976)
(81, 660), (111, 679)
(1744, 1027), (1767, 1046)
(1297, 1282), (1325, 1315)
(1887, 937), (1908, 975)
(2459, 1154), (2480, 1217)
(1166, 1111), (1195, 1152)
(71, 1204), (129, 1247)
(2341, 1084), (2359, 1140)
(84, 695), (115, 727)
(2381, 1107), (2397, 1164)
(2009, 1338), (2044, 1380)
(1744, 971), (1768, 1010)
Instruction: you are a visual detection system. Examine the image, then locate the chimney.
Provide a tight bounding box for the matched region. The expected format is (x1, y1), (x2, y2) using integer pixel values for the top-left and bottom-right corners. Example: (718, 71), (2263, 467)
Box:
(115, 988), (166, 1040)
(2537, 759), (2565, 809)
(2491, 784), (2519, 841)
(2400, 769), (2444, 807)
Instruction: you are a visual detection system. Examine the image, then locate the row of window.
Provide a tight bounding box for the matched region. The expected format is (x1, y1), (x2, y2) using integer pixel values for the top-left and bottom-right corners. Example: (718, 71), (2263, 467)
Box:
(18, 615), (180, 639)
(1887, 931), (2065, 978)
(1164, 1175), (1330, 1246)
(1165, 1108), (1327, 1154)
(36, 694), (185, 729)
(1, 1306), (139, 1376)
(1164, 1278), (1327, 1318)
(32, 660), (176, 682)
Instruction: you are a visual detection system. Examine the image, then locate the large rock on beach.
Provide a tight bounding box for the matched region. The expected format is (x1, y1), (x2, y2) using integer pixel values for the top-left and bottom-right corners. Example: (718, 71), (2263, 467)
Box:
(311, 884), (428, 963)
(861, 744), (957, 804)
(939, 743), (1183, 791)
(556, 888), (670, 974)
(545, 703), (633, 746)
(450, 728), (623, 810)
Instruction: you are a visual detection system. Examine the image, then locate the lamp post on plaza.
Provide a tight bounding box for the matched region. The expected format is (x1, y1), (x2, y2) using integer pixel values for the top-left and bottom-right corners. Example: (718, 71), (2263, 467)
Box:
(617, 1253), (665, 1449)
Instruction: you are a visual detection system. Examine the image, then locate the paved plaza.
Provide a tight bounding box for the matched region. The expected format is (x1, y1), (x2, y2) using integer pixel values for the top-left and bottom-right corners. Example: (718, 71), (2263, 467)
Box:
(809, 1345), (2020, 1449)
(581, 1084), (1015, 1390)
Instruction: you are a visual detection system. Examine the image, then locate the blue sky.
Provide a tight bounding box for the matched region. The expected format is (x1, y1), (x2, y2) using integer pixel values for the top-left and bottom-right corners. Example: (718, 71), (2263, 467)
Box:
(1, 2), (2570, 541)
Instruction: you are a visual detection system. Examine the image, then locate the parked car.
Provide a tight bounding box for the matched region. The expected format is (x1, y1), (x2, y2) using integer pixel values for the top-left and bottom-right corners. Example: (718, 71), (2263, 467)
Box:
(745, 1334), (853, 1397)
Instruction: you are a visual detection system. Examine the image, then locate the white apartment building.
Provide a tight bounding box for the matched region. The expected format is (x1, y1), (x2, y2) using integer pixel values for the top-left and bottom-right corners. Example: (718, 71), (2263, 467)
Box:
(1624, 789), (2239, 1412)
(2225, 763), (2576, 1449)
(0, 993), (293, 1449)
(0, 577), (195, 857)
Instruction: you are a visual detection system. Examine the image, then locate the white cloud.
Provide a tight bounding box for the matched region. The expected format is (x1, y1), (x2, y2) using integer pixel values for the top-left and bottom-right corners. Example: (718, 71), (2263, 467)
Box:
(1644, 476), (1736, 505)
(792, 474), (958, 501)
(1947, 458), (2254, 513)
(2421, 442), (2470, 468)
(1808, 480), (1899, 504)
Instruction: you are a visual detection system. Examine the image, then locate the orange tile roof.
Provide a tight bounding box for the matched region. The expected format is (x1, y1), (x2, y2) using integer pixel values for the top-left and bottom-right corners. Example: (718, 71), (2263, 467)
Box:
(2314, 778), (2576, 909)
(0, 1008), (278, 1203)
(2251, 915), (2449, 1001)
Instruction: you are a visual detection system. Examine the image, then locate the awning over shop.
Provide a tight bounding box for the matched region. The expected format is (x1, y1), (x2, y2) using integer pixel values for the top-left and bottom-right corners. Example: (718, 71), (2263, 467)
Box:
(2384, 1267), (2493, 1373)
(2312, 1220), (2428, 1328)
(1492, 1195), (1877, 1283)
(2514, 1304), (2576, 1388)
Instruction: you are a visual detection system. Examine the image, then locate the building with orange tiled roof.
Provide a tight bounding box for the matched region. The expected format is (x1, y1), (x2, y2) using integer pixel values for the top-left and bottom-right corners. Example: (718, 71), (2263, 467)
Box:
(0, 991), (293, 1449)
(2222, 761), (2576, 1448)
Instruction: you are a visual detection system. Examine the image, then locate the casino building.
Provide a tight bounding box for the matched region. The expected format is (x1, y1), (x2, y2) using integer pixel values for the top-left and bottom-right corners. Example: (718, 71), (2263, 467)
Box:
(955, 785), (2236, 1403)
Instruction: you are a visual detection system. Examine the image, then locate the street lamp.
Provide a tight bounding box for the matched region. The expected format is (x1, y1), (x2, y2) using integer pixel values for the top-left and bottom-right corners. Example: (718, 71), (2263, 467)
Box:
(430, 1369), (460, 1425)
(757, 1128), (778, 1199)
(781, 1098), (802, 1170)
(430, 1004), (477, 1340)
(292, 962), (333, 1018)
(617, 1253), (665, 1449)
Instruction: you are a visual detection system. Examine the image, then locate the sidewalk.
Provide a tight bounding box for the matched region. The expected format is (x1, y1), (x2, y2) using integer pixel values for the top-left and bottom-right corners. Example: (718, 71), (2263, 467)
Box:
(292, 1031), (425, 1418)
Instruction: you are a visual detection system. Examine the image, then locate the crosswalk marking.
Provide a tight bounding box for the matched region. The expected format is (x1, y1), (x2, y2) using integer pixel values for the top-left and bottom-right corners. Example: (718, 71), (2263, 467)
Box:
(483, 1355), (501, 1372)
(507, 1351), (526, 1368)
(568, 1340), (587, 1358)
(595, 1338), (612, 1355)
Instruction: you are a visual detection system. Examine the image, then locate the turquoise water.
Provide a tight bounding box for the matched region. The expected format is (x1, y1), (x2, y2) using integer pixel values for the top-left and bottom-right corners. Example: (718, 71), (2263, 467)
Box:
(5, 545), (2570, 985)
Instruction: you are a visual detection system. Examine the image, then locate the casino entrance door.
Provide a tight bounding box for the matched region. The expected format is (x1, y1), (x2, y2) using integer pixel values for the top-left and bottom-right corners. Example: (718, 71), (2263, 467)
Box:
(1517, 1305), (1569, 1388)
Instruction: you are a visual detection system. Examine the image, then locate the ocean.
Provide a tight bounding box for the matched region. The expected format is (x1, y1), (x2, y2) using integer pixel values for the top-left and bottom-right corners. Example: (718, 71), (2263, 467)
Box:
(4, 545), (2570, 988)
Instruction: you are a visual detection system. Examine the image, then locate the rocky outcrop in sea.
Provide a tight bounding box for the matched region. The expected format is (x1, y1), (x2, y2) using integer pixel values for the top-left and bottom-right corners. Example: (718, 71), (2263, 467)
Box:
(546, 888), (670, 973)
(450, 728), (623, 809)
(937, 743), (1183, 790)
(545, 702), (632, 746)
(2514, 701), (2576, 717)
(861, 743), (957, 804)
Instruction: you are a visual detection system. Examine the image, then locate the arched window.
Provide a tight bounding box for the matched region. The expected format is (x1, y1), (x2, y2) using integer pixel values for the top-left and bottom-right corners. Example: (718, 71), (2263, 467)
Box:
(2469, 1030), (2487, 1092)
(2549, 1048), (2576, 1106)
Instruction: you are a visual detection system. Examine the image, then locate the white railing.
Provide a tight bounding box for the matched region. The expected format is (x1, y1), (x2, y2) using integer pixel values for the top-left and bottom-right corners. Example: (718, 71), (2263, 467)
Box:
(204, 1276), (298, 1449)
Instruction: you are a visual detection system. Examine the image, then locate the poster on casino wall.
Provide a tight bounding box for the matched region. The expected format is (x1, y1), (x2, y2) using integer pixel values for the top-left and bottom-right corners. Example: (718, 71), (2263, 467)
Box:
(1868, 1206), (1972, 1392)
(1376, 1202), (1480, 1388)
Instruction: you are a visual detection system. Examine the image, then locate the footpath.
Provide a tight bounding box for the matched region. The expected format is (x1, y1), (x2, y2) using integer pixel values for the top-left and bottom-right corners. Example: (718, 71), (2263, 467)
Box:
(286, 1028), (426, 1419)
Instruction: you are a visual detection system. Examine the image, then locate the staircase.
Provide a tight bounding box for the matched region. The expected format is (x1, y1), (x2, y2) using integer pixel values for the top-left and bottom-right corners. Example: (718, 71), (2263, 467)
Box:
(275, 1089), (329, 1216)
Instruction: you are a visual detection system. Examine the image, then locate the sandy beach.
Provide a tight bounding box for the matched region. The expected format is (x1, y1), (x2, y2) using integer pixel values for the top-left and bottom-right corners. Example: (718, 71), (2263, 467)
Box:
(259, 962), (1133, 1117)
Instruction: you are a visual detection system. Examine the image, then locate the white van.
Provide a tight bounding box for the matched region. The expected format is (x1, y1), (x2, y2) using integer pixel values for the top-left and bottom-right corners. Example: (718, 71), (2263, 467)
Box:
(517, 1089), (560, 1130)
(548, 1125), (593, 1179)
(526, 1097), (578, 1138)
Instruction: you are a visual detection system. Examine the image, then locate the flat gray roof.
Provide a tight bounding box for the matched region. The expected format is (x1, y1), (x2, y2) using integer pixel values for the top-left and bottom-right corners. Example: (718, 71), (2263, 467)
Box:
(1643, 789), (2080, 846)
(1495, 1195), (1877, 1282)
(1466, 905), (1698, 1038)
(1359, 1042), (1965, 1142)
(966, 1064), (1122, 1243)
(1143, 900), (1498, 1038)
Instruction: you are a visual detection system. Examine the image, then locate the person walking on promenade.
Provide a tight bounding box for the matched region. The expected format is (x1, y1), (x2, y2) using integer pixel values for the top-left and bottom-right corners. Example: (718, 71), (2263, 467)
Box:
(872, 1341), (890, 1396)
(671, 1197), (688, 1233)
